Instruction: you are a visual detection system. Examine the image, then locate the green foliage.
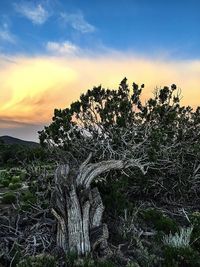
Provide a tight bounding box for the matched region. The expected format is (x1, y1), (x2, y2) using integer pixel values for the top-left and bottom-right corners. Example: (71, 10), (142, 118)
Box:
(162, 224), (200, 266)
(21, 190), (37, 204)
(8, 182), (22, 190)
(0, 169), (26, 188)
(0, 142), (49, 167)
(98, 172), (133, 215)
(126, 263), (140, 267)
(39, 78), (200, 203)
(0, 170), (10, 180)
(8, 243), (22, 266)
(162, 227), (193, 248)
(190, 212), (200, 252)
(65, 251), (78, 266)
(163, 246), (200, 267)
(142, 208), (178, 234)
(16, 254), (56, 267)
(1, 178), (10, 187)
(129, 234), (162, 267)
(2, 192), (16, 204)
(11, 175), (21, 183)
(19, 170), (27, 180)
(65, 252), (115, 267)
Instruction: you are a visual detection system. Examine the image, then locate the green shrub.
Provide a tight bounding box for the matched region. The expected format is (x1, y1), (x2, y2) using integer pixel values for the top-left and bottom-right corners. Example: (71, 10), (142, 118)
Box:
(2, 192), (16, 204)
(9, 182), (22, 190)
(1, 178), (10, 187)
(142, 208), (178, 234)
(163, 227), (193, 250)
(99, 174), (133, 215)
(19, 170), (27, 180)
(0, 170), (10, 180)
(96, 261), (115, 267)
(65, 251), (78, 266)
(65, 253), (115, 267)
(16, 254), (56, 267)
(126, 262), (140, 267)
(21, 190), (37, 203)
(190, 211), (200, 251)
(72, 258), (95, 267)
(11, 175), (21, 183)
(163, 246), (200, 267)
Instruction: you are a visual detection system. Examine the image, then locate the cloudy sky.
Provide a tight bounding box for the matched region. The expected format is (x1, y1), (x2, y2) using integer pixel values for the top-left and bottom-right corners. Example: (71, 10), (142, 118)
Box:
(0, 0), (200, 141)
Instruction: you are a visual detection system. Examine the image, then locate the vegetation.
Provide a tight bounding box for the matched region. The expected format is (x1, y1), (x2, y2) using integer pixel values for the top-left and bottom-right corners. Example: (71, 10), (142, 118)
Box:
(1, 79), (200, 266)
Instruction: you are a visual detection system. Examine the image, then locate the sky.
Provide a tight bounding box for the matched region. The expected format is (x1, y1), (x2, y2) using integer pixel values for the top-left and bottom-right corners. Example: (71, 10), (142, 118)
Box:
(0, 0), (200, 141)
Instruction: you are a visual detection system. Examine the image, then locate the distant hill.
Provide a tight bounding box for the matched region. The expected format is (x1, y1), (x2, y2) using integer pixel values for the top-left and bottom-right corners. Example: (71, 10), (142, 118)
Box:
(0, 135), (39, 147)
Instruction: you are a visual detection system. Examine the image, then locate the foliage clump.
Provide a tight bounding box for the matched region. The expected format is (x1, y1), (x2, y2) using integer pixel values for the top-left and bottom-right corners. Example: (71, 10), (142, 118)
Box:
(16, 254), (56, 267)
(2, 191), (16, 204)
(142, 208), (178, 234)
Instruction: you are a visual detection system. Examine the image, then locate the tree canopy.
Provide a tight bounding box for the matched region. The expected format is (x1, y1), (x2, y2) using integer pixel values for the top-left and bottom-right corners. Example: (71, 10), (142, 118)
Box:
(39, 78), (200, 201)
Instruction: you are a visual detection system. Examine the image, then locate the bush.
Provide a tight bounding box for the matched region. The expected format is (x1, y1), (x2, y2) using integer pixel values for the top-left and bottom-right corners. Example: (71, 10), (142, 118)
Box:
(2, 192), (16, 204)
(9, 182), (22, 190)
(21, 191), (37, 204)
(16, 254), (56, 267)
(162, 227), (193, 248)
(11, 175), (21, 184)
(142, 208), (178, 234)
(19, 170), (27, 180)
(163, 246), (200, 267)
(1, 178), (10, 187)
(190, 212), (200, 251)
(0, 170), (10, 180)
(65, 252), (115, 267)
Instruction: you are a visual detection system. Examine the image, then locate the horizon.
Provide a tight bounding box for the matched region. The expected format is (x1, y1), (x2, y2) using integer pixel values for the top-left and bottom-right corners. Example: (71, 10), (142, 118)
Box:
(0, 0), (200, 141)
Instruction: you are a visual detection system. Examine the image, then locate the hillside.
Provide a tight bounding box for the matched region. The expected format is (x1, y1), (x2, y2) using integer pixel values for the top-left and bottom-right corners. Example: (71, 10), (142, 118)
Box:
(0, 135), (39, 147)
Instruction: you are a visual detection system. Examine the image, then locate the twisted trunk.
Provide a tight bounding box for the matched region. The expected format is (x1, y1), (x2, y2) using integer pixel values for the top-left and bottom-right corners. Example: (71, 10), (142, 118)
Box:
(52, 154), (146, 255)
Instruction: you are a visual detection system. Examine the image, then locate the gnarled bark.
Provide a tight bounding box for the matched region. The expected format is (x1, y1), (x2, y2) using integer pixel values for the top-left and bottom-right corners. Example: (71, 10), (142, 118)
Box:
(51, 154), (147, 256)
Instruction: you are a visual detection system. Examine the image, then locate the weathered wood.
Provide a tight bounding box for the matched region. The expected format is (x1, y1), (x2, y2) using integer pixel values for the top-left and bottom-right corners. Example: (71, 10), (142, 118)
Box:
(51, 154), (146, 256)
(52, 208), (68, 251)
(90, 224), (109, 251)
(89, 187), (104, 228)
(67, 185), (84, 254)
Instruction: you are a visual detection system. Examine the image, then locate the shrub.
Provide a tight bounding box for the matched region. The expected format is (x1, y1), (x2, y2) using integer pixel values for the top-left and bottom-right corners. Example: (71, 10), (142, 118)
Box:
(97, 261), (115, 267)
(162, 227), (200, 266)
(162, 227), (193, 248)
(190, 211), (200, 251)
(142, 208), (178, 234)
(9, 182), (22, 190)
(126, 262), (140, 267)
(163, 246), (200, 267)
(1, 178), (10, 187)
(65, 253), (115, 267)
(11, 175), (21, 183)
(21, 191), (37, 204)
(2, 192), (16, 204)
(16, 254), (56, 267)
(0, 170), (10, 180)
(19, 170), (27, 180)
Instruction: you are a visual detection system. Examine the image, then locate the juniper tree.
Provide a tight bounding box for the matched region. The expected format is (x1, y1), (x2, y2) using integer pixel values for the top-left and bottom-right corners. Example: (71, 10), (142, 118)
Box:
(39, 78), (200, 255)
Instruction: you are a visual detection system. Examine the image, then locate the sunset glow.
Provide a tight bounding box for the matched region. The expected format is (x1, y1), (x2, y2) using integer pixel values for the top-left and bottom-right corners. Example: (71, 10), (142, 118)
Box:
(0, 0), (200, 140)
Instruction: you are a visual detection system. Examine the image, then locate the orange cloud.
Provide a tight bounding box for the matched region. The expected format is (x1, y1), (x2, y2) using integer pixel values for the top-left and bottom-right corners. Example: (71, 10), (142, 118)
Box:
(0, 54), (200, 128)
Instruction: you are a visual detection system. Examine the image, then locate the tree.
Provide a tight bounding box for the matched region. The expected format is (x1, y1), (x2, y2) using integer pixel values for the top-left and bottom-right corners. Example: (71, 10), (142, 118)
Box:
(39, 78), (200, 256)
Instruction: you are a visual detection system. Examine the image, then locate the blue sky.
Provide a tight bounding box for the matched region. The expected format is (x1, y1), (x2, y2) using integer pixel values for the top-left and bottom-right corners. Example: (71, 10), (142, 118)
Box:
(0, 0), (200, 58)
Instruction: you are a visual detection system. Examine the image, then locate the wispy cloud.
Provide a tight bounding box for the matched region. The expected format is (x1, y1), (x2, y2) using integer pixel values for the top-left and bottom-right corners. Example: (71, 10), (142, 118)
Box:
(14, 2), (49, 25)
(46, 41), (79, 55)
(61, 12), (95, 33)
(1, 53), (200, 127)
(0, 23), (16, 44)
